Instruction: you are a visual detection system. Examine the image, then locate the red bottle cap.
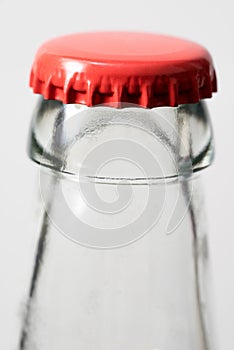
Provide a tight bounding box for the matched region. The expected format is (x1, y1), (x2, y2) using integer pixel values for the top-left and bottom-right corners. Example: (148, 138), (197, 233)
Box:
(30, 32), (217, 108)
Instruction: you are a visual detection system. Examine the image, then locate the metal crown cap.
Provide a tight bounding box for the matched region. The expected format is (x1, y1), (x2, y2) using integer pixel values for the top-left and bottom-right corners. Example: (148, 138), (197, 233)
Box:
(30, 32), (217, 108)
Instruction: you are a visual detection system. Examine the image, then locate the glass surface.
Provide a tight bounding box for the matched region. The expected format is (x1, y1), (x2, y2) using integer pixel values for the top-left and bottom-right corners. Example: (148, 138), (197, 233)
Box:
(19, 99), (216, 350)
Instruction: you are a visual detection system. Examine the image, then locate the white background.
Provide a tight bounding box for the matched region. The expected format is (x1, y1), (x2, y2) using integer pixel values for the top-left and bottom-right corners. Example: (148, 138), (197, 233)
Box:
(0, 0), (233, 349)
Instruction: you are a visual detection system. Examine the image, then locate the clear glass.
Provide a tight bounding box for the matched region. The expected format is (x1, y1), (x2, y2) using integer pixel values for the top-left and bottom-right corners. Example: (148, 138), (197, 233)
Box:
(19, 98), (216, 350)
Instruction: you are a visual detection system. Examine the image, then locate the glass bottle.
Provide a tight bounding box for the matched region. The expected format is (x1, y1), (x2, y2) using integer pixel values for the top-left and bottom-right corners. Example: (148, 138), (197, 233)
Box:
(19, 32), (218, 350)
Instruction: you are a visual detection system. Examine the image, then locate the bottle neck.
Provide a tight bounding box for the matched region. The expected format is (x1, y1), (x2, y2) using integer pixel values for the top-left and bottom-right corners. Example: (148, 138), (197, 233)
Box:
(19, 98), (216, 350)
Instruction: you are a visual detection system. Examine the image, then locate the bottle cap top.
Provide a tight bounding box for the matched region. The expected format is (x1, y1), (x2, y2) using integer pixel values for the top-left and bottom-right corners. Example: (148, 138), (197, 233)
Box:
(30, 32), (217, 107)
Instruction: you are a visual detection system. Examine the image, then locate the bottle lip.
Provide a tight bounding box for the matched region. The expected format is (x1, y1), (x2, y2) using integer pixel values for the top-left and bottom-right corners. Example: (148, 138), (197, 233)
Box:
(29, 32), (217, 108)
(28, 98), (214, 183)
(32, 160), (212, 185)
